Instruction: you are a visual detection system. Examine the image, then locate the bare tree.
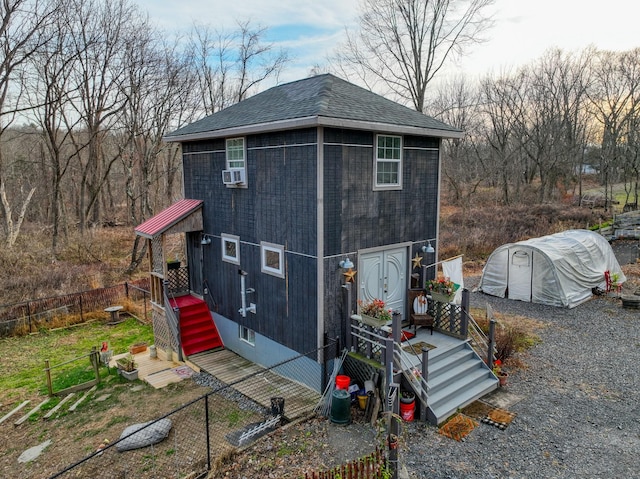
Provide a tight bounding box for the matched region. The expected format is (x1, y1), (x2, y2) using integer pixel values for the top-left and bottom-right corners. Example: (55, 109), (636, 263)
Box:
(428, 76), (483, 206)
(587, 49), (639, 211)
(188, 20), (289, 116)
(478, 70), (527, 205)
(0, 0), (58, 247)
(517, 49), (591, 203)
(334, 0), (494, 112)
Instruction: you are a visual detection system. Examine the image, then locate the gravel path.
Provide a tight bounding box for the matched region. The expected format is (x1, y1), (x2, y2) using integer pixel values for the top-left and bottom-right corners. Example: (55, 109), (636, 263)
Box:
(402, 277), (640, 479)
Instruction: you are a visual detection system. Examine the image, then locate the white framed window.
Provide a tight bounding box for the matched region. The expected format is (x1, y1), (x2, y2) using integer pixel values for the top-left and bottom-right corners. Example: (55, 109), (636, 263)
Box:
(260, 241), (285, 278)
(226, 138), (245, 169)
(375, 134), (402, 189)
(221, 233), (240, 265)
(239, 325), (255, 345)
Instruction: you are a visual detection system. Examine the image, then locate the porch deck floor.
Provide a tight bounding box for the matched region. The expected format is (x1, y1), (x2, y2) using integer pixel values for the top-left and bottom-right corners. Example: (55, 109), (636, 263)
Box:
(397, 327), (467, 368)
(189, 349), (321, 422)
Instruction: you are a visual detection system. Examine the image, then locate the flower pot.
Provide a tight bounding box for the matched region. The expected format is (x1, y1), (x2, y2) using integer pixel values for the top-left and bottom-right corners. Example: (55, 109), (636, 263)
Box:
(430, 291), (455, 303)
(129, 342), (148, 355)
(360, 313), (390, 328)
(498, 372), (508, 387)
(400, 391), (415, 404)
(120, 368), (138, 381)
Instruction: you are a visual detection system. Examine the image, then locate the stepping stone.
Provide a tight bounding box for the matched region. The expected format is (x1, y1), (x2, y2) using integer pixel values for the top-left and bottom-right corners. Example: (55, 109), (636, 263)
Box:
(95, 394), (111, 402)
(18, 439), (52, 463)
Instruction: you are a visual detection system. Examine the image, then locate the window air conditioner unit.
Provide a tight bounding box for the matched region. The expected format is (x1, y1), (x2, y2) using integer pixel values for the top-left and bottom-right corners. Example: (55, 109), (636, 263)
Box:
(222, 169), (246, 185)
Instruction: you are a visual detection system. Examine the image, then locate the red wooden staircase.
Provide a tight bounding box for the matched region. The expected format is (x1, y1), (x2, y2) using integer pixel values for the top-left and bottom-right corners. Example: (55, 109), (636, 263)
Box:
(169, 295), (224, 356)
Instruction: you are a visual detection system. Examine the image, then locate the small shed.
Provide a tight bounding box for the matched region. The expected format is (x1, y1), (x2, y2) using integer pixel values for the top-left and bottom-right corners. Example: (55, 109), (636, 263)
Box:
(479, 229), (626, 308)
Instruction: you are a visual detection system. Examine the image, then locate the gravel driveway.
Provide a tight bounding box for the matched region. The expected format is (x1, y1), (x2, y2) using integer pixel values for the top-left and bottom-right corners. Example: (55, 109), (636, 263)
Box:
(402, 277), (640, 478)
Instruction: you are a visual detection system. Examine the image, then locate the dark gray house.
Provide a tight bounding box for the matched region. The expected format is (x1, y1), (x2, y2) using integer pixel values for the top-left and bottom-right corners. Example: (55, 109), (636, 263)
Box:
(139, 74), (462, 393)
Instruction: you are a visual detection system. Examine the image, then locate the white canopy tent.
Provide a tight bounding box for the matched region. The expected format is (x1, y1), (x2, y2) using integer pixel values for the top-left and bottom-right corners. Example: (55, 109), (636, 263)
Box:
(479, 229), (625, 308)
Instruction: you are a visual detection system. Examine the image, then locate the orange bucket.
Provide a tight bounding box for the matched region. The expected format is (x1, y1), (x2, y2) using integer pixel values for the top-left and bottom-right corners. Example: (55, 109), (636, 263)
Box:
(335, 375), (350, 390)
(400, 399), (415, 421)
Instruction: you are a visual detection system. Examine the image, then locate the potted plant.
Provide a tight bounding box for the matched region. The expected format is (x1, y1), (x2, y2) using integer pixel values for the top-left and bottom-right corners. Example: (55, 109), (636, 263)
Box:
(116, 354), (139, 381)
(167, 259), (181, 270)
(129, 341), (148, 355)
(425, 277), (459, 303)
(357, 298), (393, 327)
(492, 359), (508, 387)
(400, 390), (415, 404)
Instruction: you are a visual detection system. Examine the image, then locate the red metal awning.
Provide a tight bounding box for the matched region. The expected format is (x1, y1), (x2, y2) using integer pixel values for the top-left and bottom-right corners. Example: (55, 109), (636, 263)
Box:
(134, 199), (203, 239)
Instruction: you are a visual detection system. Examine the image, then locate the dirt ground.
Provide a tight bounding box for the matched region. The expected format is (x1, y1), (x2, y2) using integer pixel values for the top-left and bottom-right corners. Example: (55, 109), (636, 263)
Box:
(2, 240), (638, 479)
(0, 375), (212, 479)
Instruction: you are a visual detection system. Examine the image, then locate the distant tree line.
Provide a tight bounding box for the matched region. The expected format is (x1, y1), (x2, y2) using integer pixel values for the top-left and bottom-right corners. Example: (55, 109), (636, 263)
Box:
(0, 0), (287, 258)
(431, 47), (640, 211)
(1, 0), (639, 262)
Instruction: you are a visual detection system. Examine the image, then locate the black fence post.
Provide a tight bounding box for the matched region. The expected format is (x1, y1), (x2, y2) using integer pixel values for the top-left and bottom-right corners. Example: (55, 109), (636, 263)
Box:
(488, 319), (496, 370)
(125, 282), (129, 298)
(79, 294), (83, 322)
(205, 394), (211, 472)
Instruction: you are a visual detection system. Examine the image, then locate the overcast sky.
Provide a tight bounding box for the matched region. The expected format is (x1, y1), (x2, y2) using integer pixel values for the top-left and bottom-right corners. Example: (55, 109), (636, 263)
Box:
(136, 0), (640, 83)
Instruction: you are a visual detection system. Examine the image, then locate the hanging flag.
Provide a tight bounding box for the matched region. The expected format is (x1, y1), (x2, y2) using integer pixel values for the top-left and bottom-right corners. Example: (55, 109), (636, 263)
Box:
(442, 256), (464, 304)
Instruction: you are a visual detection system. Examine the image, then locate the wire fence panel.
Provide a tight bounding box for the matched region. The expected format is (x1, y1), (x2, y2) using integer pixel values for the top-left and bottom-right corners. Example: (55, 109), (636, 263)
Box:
(0, 278), (150, 338)
(50, 342), (340, 479)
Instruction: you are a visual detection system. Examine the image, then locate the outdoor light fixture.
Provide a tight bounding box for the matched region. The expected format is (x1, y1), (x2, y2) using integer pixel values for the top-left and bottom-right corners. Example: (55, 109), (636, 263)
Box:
(201, 235), (211, 245)
(339, 257), (354, 269)
(422, 241), (435, 254)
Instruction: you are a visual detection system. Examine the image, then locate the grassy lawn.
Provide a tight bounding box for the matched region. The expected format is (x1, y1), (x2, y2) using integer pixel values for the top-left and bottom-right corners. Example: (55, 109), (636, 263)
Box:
(0, 317), (154, 405)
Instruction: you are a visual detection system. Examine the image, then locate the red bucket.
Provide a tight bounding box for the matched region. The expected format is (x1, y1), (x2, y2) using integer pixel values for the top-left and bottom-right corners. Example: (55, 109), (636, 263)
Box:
(335, 375), (350, 390)
(400, 399), (415, 422)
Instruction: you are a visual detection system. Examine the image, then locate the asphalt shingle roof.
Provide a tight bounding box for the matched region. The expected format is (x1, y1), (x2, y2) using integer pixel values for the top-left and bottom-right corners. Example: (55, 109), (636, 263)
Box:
(165, 74), (461, 140)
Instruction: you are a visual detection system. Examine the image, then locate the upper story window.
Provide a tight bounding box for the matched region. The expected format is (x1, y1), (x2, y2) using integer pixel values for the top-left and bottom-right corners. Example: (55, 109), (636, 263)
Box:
(221, 233), (240, 265)
(375, 135), (402, 189)
(260, 241), (285, 278)
(226, 138), (245, 169)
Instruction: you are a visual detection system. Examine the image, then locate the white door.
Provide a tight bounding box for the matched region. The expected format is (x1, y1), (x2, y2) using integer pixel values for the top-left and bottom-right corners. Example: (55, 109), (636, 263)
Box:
(507, 249), (533, 302)
(359, 247), (407, 318)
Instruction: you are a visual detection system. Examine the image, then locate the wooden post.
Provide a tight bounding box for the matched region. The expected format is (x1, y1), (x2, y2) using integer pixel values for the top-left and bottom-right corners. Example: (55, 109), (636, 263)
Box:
(45, 360), (53, 396)
(488, 319), (496, 370)
(90, 346), (100, 384)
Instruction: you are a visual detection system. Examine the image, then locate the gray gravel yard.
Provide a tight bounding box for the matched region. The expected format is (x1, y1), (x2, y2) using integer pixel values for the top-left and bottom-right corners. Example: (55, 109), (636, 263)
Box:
(402, 278), (640, 479)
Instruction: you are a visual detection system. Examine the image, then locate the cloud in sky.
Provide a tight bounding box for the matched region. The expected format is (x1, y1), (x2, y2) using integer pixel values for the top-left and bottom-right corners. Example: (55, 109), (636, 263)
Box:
(135, 0), (640, 83)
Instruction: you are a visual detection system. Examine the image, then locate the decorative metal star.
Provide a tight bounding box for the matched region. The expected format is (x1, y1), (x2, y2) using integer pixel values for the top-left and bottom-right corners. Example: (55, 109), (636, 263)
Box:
(412, 252), (423, 270)
(343, 267), (357, 283)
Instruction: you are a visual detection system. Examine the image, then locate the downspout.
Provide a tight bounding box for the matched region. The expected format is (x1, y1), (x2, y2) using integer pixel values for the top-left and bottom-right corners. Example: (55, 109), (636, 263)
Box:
(317, 127), (325, 361)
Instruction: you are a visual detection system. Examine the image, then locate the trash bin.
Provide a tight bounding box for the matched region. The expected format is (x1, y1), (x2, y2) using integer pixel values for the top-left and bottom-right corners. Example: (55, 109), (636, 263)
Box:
(330, 389), (351, 424)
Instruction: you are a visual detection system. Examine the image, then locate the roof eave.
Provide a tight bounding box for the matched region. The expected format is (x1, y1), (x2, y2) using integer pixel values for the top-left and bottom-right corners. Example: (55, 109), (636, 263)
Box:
(163, 116), (463, 142)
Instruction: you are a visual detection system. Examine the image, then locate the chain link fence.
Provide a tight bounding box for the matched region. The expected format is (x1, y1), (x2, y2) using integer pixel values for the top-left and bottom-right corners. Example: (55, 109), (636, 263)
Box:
(49, 341), (339, 479)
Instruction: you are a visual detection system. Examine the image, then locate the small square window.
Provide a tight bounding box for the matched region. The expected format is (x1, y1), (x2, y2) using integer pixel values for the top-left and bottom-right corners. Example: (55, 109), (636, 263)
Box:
(260, 241), (285, 278)
(239, 325), (255, 345)
(226, 138), (245, 169)
(221, 234), (240, 265)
